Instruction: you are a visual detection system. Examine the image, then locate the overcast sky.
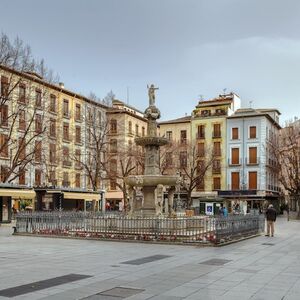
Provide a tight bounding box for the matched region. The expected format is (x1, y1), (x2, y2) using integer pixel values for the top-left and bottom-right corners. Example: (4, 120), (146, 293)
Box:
(1, 0), (300, 123)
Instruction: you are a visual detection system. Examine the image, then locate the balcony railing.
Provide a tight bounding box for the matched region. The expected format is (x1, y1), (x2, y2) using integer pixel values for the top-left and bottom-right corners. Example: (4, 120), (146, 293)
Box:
(212, 132), (221, 139)
(212, 168), (221, 174)
(63, 161), (72, 167)
(196, 133), (205, 140)
(246, 157), (260, 165)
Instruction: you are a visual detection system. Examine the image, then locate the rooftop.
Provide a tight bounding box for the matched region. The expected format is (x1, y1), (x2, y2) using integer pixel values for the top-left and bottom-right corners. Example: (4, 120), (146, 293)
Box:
(159, 115), (191, 125)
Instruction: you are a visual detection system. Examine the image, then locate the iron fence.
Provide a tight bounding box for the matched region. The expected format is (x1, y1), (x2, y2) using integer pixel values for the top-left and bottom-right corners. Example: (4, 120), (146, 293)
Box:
(15, 212), (265, 245)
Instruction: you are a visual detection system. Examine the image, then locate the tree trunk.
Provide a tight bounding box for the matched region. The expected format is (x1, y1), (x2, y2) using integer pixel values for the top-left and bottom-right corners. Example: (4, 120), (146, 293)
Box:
(186, 190), (192, 210)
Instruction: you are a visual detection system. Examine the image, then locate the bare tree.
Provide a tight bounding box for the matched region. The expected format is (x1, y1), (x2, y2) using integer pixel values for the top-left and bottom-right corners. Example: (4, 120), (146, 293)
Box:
(0, 33), (58, 184)
(177, 142), (215, 209)
(273, 121), (300, 217)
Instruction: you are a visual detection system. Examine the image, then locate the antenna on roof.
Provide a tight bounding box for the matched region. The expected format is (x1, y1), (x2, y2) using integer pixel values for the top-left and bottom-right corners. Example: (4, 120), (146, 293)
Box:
(222, 88), (227, 95)
(249, 100), (253, 108)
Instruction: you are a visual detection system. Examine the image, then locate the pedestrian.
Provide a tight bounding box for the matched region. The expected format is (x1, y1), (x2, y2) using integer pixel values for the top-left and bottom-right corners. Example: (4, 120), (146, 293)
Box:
(265, 204), (277, 237)
(218, 205), (224, 216)
(223, 206), (228, 217)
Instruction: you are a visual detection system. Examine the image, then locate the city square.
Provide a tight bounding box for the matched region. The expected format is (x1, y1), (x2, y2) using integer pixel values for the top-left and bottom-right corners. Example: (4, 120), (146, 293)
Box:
(1, 1), (300, 299)
(0, 217), (300, 300)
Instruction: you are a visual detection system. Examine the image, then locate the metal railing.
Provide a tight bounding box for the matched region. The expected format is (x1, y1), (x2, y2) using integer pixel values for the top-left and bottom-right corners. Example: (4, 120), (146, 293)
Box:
(14, 212), (265, 245)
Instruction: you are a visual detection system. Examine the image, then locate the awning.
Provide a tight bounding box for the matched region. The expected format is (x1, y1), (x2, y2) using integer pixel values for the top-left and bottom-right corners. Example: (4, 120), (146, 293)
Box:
(63, 192), (99, 201)
(0, 189), (36, 199)
(105, 191), (123, 200)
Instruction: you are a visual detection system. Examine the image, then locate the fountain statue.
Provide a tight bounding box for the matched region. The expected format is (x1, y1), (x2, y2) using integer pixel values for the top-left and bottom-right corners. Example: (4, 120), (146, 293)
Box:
(125, 85), (180, 216)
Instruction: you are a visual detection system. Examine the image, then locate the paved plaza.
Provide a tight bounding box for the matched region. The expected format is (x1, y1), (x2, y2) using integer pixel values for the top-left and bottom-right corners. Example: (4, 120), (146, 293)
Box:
(0, 217), (299, 300)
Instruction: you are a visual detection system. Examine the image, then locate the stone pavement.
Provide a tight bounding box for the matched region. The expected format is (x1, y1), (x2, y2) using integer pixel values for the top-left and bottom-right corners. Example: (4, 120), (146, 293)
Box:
(0, 217), (299, 300)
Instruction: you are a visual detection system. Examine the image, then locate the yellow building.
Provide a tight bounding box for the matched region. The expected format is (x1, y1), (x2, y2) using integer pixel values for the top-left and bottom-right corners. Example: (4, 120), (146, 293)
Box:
(106, 100), (147, 209)
(190, 93), (240, 212)
(0, 64), (107, 222)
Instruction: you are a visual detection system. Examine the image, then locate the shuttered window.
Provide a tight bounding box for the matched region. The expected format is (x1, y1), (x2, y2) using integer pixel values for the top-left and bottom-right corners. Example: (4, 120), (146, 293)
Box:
(232, 127), (239, 139)
(213, 177), (221, 190)
(198, 143), (205, 157)
(231, 148), (239, 165)
(249, 147), (257, 164)
(231, 172), (240, 190)
(250, 126), (256, 139)
(249, 171), (257, 189)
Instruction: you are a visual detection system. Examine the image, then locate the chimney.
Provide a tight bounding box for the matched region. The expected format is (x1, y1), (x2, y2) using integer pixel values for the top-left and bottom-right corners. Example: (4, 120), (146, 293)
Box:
(59, 82), (65, 89)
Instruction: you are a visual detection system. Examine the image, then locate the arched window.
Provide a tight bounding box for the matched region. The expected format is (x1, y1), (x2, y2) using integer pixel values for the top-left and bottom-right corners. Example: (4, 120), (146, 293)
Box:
(110, 119), (117, 133)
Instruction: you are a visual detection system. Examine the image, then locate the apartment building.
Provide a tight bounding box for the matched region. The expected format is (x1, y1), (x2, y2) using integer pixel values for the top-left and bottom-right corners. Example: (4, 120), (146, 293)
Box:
(0, 65), (107, 222)
(190, 93), (241, 213)
(220, 108), (281, 213)
(105, 99), (147, 209)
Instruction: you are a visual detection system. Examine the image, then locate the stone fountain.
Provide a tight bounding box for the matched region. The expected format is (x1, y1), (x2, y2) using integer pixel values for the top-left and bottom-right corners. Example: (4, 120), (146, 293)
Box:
(125, 84), (180, 216)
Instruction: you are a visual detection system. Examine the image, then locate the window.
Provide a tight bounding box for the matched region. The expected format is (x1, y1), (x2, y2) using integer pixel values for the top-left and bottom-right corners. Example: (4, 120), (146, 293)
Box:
(213, 142), (221, 156)
(87, 107), (93, 122)
(128, 121), (132, 134)
(213, 177), (221, 190)
(201, 110), (211, 116)
(62, 172), (69, 187)
(98, 111), (102, 126)
(110, 119), (117, 133)
(135, 124), (139, 136)
(19, 169), (26, 185)
(18, 84), (26, 103)
(35, 114), (42, 133)
(75, 103), (81, 121)
(249, 147), (257, 164)
(49, 94), (56, 113)
(49, 171), (56, 185)
(0, 134), (8, 157)
(231, 148), (240, 165)
(75, 173), (81, 188)
(232, 127), (239, 140)
(110, 159), (117, 174)
(35, 89), (42, 107)
(75, 149), (81, 168)
(0, 165), (8, 182)
(75, 126), (81, 143)
(198, 143), (205, 157)
(1, 76), (9, 98)
(49, 143), (56, 164)
(128, 140), (132, 153)
(249, 171), (257, 190)
(62, 147), (70, 166)
(110, 139), (117, 153)
(0, 105), (8, 127)
(212, 159), (221, 174)
(110, 179), (117, 190)
(142, 127), (145, 137)
(18, 138), (26, 160)
(63, 99), (69, 117)
(35, 141), (42, 162)
(35, 169), (41, 186)
(166, 152), (173, 166)
(180, 130), (187, 144)
(231, 172), (240, 190)
(249, 126), (257, 139)
(213, 124), (221, 138)
(63, 122), (70, 141)
(49, 119), (56, 137)
(197, 125), (205, 139)
(179, 151), (187, 168)
(166, 131), (172, 140)
(19, 110), (26, 131)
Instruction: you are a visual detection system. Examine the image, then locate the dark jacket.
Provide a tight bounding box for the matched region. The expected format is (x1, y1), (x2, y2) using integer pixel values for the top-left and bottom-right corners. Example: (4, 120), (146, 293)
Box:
(265, 207), (277, 221)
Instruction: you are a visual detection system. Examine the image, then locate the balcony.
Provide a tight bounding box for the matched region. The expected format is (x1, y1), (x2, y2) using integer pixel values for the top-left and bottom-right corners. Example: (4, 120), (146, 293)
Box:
(212, 133), (221, 139)
(196, 133), (205, 140)
(62, 181), (70, 187)
(63, 161), (72, 167)
(212, 167), (221, 174)
(246, 157), (260, 166)
(228, 158), (242, 166)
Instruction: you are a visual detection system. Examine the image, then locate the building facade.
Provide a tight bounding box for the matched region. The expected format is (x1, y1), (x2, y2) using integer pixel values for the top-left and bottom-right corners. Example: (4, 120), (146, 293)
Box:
(0, 65), (107, 222)
(105, 100), (147, 209)
(190, 93), (241, 213)
(220, 108), (281, 213)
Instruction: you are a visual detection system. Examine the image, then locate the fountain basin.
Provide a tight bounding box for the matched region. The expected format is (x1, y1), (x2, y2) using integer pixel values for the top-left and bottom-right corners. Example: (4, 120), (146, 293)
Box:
(135, 136), (169, 147)
(125, 175), (179, 187)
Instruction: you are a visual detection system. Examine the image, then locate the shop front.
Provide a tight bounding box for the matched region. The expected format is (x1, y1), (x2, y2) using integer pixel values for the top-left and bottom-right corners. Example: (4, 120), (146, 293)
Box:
(0, 188), (36, 223)
(35, 188), (100, 211)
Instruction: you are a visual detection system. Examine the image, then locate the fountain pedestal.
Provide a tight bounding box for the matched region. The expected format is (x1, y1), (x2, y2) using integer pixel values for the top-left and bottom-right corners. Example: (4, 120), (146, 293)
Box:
(125, 85), (180, 216)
